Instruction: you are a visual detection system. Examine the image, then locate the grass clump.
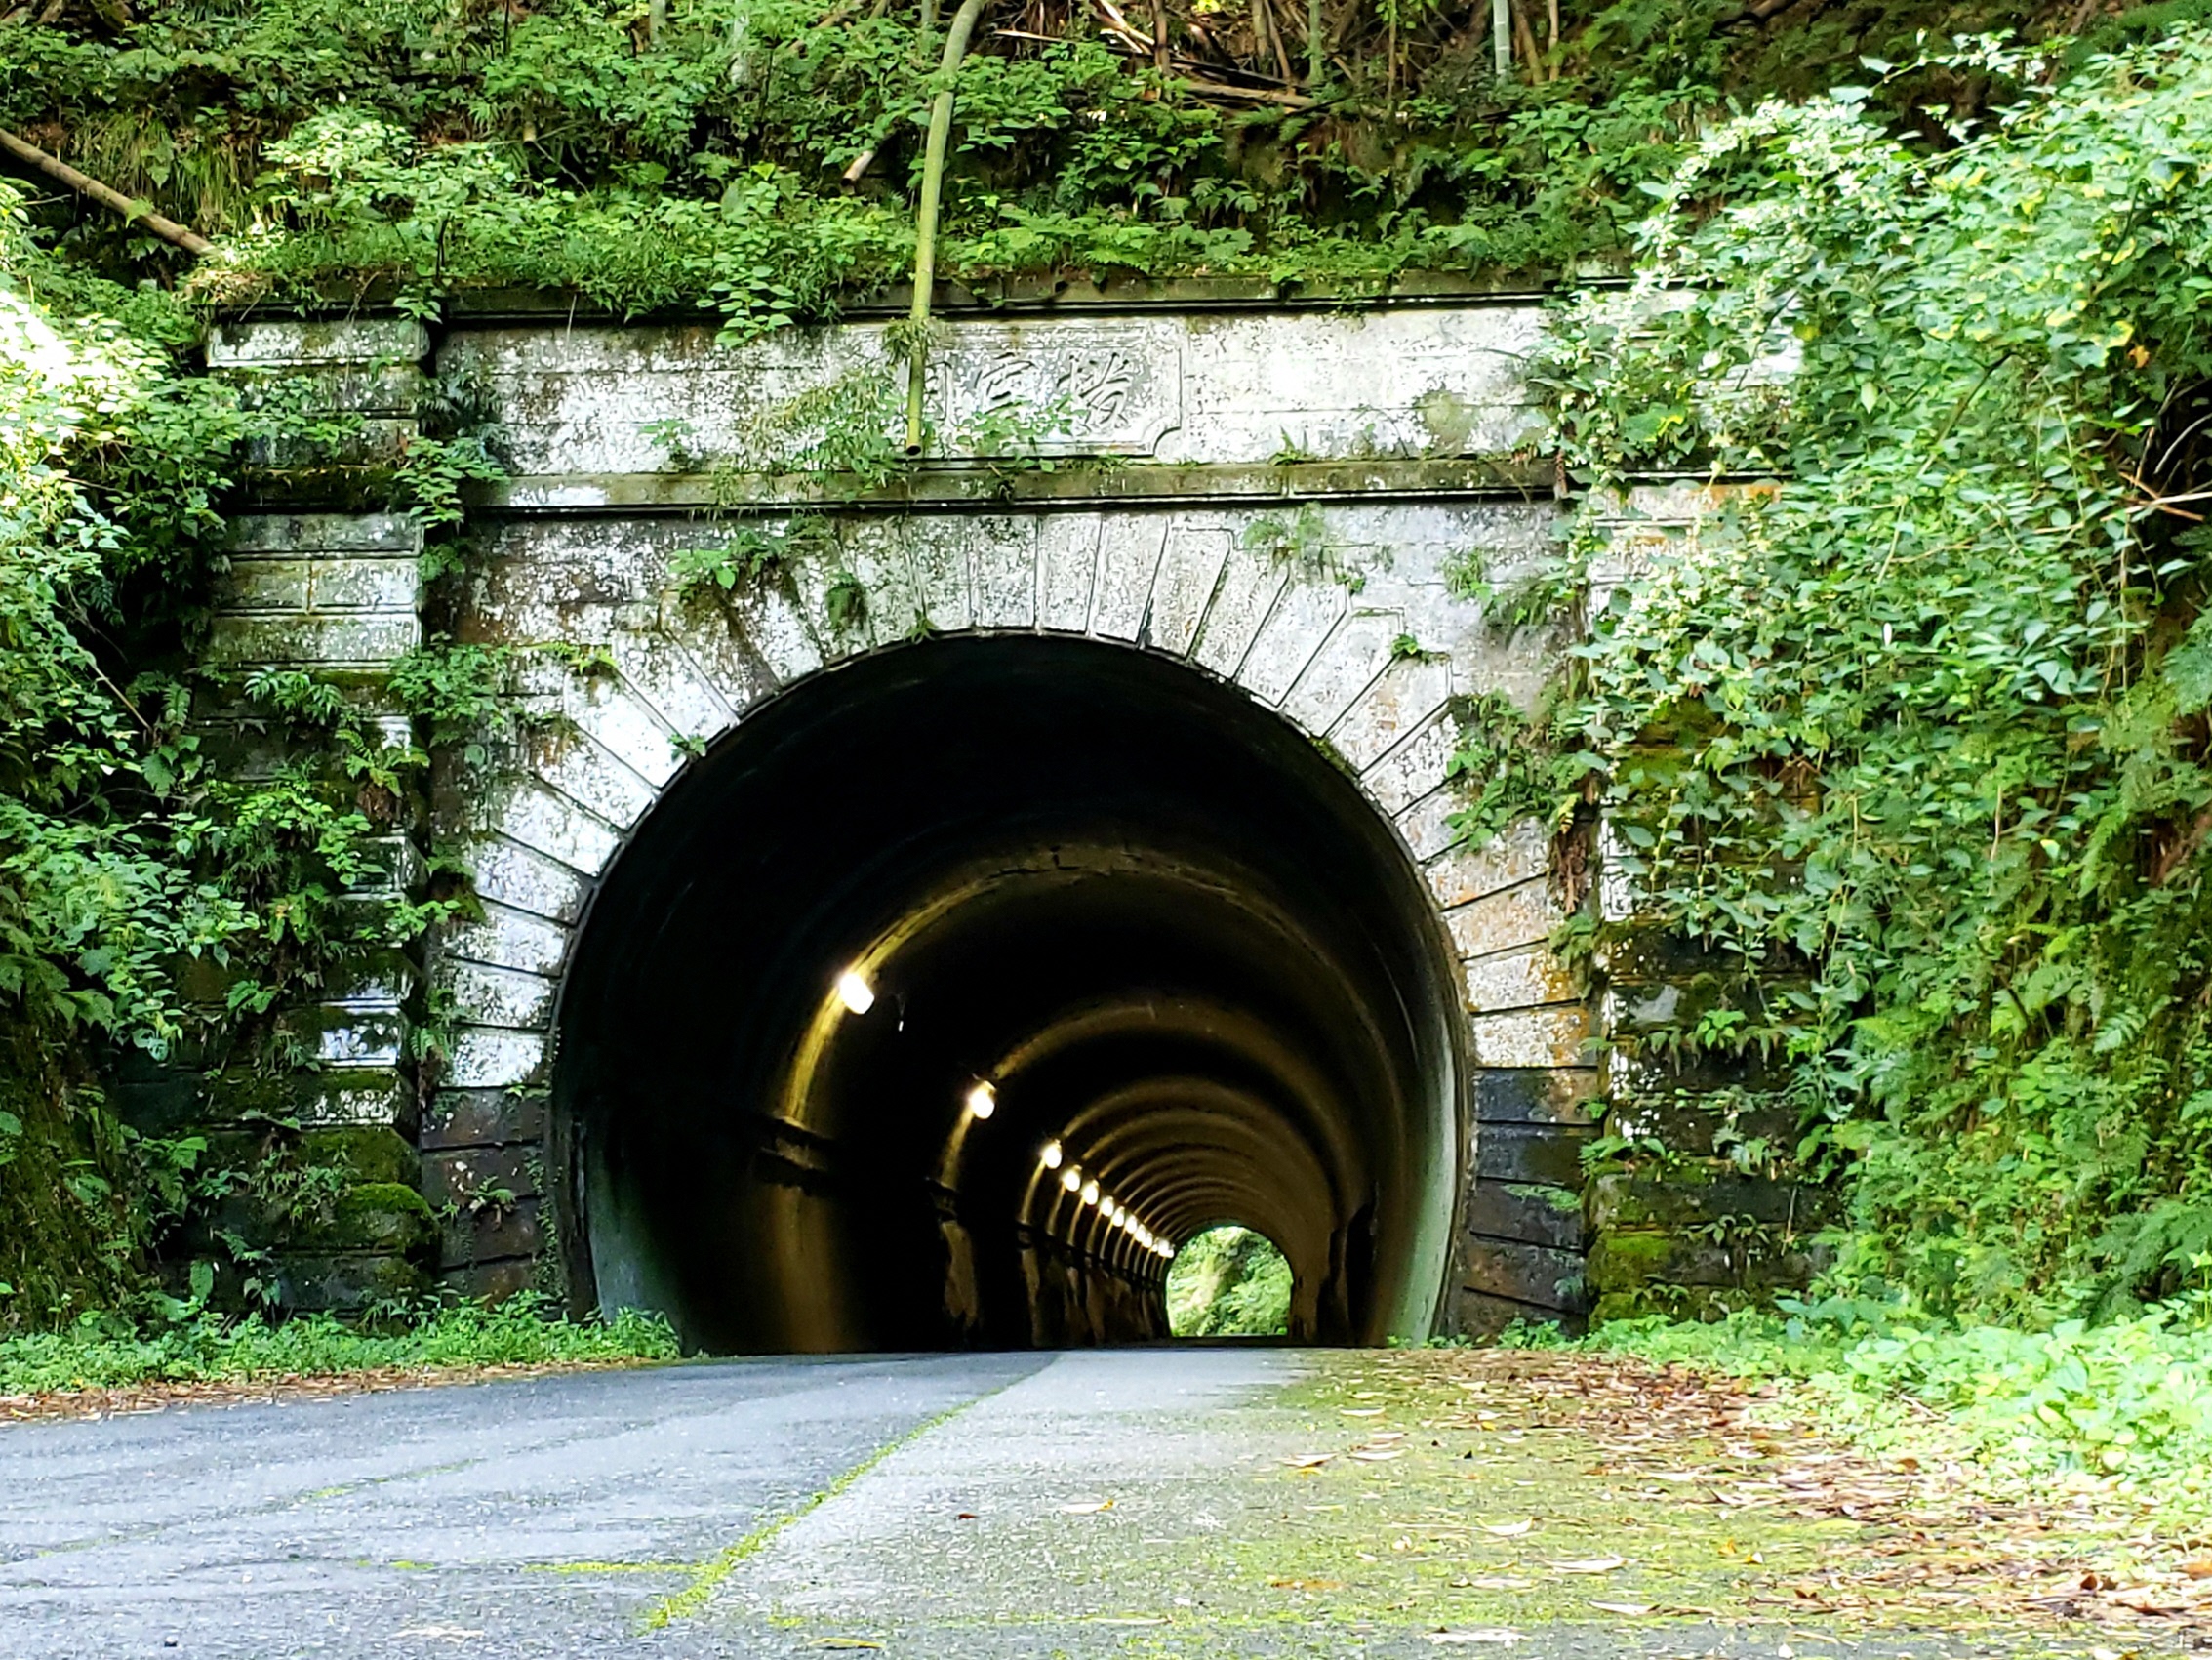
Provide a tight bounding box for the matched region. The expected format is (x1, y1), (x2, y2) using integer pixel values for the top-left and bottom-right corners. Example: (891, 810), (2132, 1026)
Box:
(0, 1294), (678, 1397)
(1165, 1225), (1293, 1337)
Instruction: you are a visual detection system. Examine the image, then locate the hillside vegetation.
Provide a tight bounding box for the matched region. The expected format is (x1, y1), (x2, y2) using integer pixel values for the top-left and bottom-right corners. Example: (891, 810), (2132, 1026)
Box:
(2, 0), (2209, 1333)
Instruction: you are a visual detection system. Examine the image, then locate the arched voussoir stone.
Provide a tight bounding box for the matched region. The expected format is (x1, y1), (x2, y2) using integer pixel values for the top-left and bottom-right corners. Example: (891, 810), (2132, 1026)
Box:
(444, 499), (1579, 1057)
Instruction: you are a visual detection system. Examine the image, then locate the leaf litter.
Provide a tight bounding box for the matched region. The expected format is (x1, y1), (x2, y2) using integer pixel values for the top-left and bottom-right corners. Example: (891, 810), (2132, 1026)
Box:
(1278, 1349), (2212, 1644)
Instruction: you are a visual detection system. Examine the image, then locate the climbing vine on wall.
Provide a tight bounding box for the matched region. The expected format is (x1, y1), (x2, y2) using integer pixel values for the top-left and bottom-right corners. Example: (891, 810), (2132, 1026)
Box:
(1539, 26), (2212, 1319)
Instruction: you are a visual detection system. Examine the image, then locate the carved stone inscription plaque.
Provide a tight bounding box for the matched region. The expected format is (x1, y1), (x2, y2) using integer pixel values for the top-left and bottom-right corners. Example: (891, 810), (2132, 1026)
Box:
(928, 321), (1183, 457)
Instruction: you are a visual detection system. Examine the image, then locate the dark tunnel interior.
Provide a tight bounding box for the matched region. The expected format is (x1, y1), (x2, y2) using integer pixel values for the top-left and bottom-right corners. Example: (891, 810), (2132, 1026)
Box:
(551, 635), (1467, 1352)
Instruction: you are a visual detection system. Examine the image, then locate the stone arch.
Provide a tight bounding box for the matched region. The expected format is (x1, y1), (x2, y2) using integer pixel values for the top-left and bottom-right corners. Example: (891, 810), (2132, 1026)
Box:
(427, 481), (1587, 1345)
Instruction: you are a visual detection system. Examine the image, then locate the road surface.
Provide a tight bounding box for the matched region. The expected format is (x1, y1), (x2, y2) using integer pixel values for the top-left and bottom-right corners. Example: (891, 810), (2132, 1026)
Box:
(0, 1348), (2105, 1658)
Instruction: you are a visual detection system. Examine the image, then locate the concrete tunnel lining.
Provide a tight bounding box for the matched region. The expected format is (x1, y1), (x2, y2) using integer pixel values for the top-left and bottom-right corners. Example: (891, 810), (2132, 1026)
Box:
(550, 634), (1468, 1352)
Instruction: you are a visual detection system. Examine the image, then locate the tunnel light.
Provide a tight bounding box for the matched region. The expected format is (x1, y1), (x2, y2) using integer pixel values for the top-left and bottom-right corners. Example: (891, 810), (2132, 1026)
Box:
(1040, 1140), (1064, 1169)
(834, 968), (876, 1015)
(1107, 1204), (1124, 1226)
(1080, 1180), (1100, 1207)
(965, 1081), (996, 1120)
(1100, 1193), (1116, 1216)
(1061, 1166), (1082, 1193)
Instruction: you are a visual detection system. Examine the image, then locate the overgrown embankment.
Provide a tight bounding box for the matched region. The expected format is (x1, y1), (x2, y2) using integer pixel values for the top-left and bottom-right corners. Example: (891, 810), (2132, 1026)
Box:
(1519, 23), (2212, 1321)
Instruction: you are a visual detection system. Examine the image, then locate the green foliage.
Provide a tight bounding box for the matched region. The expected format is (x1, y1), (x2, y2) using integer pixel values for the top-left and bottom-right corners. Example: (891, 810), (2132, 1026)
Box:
(1540, 26), (2212, 1317)
(1584, 1292), (2212, 1514)
(0, 1294), (679, 1396)
(5, 0), (2076, 316)
(1166, 1224), (1294, 1337)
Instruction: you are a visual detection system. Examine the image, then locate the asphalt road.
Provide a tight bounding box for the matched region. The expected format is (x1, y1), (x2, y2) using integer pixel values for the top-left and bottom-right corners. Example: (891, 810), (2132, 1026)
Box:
(0, 1349), (2104, 1660)
(0, 1351), (1053, 1659)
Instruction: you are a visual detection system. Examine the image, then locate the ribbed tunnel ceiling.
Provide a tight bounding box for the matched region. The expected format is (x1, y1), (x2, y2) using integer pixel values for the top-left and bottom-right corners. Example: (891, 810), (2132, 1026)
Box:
(552, 635), (1466, 1353)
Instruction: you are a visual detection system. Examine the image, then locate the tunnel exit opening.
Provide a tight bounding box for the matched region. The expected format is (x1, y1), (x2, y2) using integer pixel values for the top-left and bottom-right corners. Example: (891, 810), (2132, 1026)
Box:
(550, 634), (1468, 1354)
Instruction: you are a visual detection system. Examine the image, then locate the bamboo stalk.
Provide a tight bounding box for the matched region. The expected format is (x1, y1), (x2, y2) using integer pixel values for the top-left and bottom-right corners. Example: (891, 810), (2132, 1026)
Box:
(0, 126), (213, 256)
(1260, 0), (1296, 86)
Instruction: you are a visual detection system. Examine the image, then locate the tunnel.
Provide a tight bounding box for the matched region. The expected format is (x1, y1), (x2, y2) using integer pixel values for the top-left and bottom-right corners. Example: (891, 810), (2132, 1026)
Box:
(550, 633), (1468, 1353)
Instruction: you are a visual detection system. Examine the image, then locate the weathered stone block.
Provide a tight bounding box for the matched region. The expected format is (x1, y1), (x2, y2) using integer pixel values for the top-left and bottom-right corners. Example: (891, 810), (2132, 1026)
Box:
(1468, 1004), (1592, 1069)
(1471, 1068), (1601, 1126)
(526, 725), (661, 830)
(431, 958), (558, 1032)
(1586, 1228), (1828, 1295)
(229, 512), (422, 556)
(1146, 522), (1232, 655)
(203, 612), (422, 668)
(1463, 947), (1580, 1016)
(1459, 1238), (1586, 1312)
(1284, 609), (1403, 738)
(1442, 879), (1560, 957)
(1237, 577), (1343, 706)
(1188, 542), (1284, 678)
(444, 1025), (549, 1090)
(422, 1087), (548, 1151)
(1330, 658), (1453, 773)
(1461, 1180), (1585, 1252)
(441, 901), (575, 977)
(1090, 513), (1167, 642)
(277, 1182), (439, 1256)
(208, 318), (432, 368)
(495, 779), (623, 875)
(1587, 1170), (1837, 1232)
(422, 1143), (543, 1211)
(1453, 1286), (1582, 1340)
(1601, 1092), (1796, 1159)
(274, 1250), (433, 1312)
(1037, 513), (1100, 632)
(1475, 1121), (1591, 1187)
(442, 1195), (543, 1266)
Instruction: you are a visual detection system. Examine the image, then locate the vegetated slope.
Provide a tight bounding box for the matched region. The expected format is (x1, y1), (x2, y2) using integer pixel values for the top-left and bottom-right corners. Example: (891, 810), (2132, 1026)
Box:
(1536, 23), (2212, 1320)
(0, 0), (2098, 325)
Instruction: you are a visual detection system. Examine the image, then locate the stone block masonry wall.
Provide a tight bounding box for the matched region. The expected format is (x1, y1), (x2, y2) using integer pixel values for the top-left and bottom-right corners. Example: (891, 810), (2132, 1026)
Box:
(177, 295), (1819, 1335)
(1579, 481), (1830, 1324)
(161, 320), (442, 1309)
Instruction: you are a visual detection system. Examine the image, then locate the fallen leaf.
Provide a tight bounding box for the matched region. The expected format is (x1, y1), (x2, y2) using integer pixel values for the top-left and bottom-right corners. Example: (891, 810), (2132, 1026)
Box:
(1548, 1556), (1628, 1575)
(1060, 1500), (1114, 1514)
(1480, 1519), (1535, 1537)
(1428, 1629), (1525, 1645)
(1282, 1454), (1334, 1469)
(1350, 1449), (1404, 1462)
(1342, 1408), (1387, 1418)
(811, 1642), (883, 1651)
(1589, 1601), (1652, 1617)
(1456, 1576), (1533, 1591)
(2184, 1559), (2212, 1580)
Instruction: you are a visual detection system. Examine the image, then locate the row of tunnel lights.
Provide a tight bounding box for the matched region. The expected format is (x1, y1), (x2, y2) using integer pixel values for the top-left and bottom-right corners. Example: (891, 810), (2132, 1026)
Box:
(836, 967), (1178, 1262)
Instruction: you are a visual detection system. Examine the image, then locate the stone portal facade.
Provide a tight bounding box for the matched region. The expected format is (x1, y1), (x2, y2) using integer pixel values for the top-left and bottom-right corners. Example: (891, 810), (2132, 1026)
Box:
(188, 290), (1812, 1336)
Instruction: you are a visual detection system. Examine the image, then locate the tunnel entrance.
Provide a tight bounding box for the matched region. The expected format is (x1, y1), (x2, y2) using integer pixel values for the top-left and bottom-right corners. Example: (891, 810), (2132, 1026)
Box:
(551, 634), (1467, 1353)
